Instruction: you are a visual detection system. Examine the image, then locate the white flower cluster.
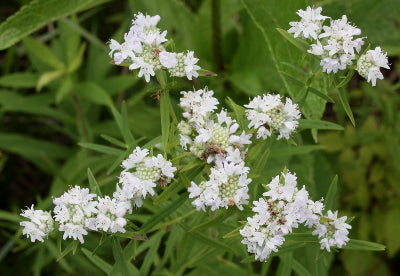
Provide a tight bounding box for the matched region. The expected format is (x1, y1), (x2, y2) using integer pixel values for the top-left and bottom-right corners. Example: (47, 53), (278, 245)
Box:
(245, 94), (301, 140)
(114, 146), (177, 210)
(109, 12), (200, 82)
(20, 205), (54, 242)
(178, 88), (253, 211)
(20, 147), (177, 243)
(240, 170), (351, 261)
(356, 47), (390, 86)
(53, 186), (99, 243)
(288, 6), (389, 85)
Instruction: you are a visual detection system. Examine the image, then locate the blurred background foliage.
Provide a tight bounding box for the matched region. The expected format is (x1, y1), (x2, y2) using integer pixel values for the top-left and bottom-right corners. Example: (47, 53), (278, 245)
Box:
(0, 0), (399, 275)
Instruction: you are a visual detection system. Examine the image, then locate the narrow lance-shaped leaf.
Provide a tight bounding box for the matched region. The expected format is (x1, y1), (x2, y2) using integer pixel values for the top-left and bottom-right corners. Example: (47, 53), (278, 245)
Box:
(324, 175), (338, 211)
(87, 168), (102, 197)
(0, 0), (111, 50)
(276, 28), (309, 52)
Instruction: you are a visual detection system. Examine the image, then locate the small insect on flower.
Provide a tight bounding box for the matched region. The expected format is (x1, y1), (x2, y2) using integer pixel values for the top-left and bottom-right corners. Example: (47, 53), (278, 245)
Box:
(201, 144), (227, 160)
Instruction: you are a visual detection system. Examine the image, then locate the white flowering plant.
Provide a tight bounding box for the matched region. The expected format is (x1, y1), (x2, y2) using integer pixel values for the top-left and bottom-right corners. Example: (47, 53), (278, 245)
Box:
(0, 0), (396, 275)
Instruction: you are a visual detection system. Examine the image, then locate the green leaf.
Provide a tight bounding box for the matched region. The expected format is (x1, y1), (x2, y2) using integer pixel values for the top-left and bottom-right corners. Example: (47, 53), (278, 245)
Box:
(153, 178), (184, 205)
(298, 119), (344, 131)
(292, 259), (312, 276)
(277, 253), (293, 276)
(276, 28), (309, 52)
(336, 86), (355, 126)
(343, 239), (385, 251)
(67, 42), (87, 73)
(22, 37), (65, 70)
(188, 213), (226, 233)
(0, 210), (22, 223)
(336, 70), (355, 88)
(226, 97), (246, 129)
(75, 82), (112, 106)
(100, 134), (127, 149)
(139, 231), (162, 276)
(78, 142), (124, 156)
(120, 102), (136, 145)
(56, 242), (74, 261)
(160, 91), (170, 153)
(179, 222), (236, 254)
(0, 73), (39, 88)
(324, 175), (338, 211)
(279, 71), (334, 103)
(87, 168), (102, 197)
(140, 194), (187, 233)
(81, 247), (112, 274)
(222, 226), (241, 239)
(0, 0), (111, 50)
(55, 77), (73, 104)
(110, 237), (134, 276)
(198, 68), (218, 77)
(37, 70), (65, 91)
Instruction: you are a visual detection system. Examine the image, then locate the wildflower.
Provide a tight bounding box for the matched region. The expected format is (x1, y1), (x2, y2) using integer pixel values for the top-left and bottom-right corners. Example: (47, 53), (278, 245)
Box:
(20, 205), (54, 242)
(94, 196), (128, 233)
(114, 146), (177, 210)
(240, 170), (326, 261)
(109, 12), (200, 82)
(245, 94), (301, 140)
(312, 210), (351, 251)
(356, 47), (390, 86)
(188, 160), (251, 211)
(288, 6), (328, 40)
(53, 186), (98, 243)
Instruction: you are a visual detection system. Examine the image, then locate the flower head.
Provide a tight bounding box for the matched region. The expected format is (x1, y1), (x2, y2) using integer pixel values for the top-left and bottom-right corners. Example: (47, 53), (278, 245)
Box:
(20, 205), (54, 242)
(53, 186), (98, 243)
(245, 94), (301, 140)
(288, 6), (329, 40)
(357, 47), (390, 86)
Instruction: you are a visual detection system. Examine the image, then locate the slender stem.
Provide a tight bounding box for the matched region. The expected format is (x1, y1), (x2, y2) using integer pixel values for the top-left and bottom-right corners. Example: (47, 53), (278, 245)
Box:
(212, 0), (225, 71)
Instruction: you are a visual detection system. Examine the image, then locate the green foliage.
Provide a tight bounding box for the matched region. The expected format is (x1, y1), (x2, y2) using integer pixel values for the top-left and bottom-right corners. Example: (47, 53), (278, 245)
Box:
(0, 0), (398, 275)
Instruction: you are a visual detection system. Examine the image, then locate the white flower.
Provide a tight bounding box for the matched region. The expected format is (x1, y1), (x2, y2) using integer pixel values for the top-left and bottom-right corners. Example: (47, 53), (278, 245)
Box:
(159, 51), (177, 68)
(53, 186), (98, 243)
(312, 210), (351, 252)
(20, 205), (54, 242)
(95, 196), (128, 233)
(357, 47), (390, 86)
(288, 6), (328, 40)
(245, 94), (301, 140)
(115, 147), (177, 209)
(184, 51), (201, 80)
(188, 161), (251, 211)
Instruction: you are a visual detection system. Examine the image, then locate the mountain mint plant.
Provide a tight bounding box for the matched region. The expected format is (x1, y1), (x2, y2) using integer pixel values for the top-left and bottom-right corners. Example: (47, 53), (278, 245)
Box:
(16, 7), (387, 273)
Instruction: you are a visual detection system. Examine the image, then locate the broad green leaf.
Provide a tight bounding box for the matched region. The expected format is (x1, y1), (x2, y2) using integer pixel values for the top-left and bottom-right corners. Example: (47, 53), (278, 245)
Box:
(324, 175), (338, 211)
(22, 37), (65, 70)
(0, 73), (39, 88)
(140, 194), (187, 233)
(343, 239), (385, 251)
(298, 119), (344, 131)
(160, 91), (170, 153)
(75, 82), (112, 106)
(78, 142), (124, 156)
(276, 28), (309, 52)
(81, 247), (112, 274)
(0, 0), (111, 50)
(87, 168), (102, 197)
(336, 85), (355, 126)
